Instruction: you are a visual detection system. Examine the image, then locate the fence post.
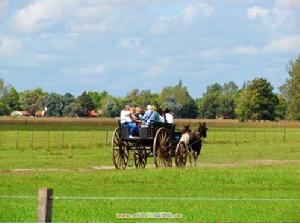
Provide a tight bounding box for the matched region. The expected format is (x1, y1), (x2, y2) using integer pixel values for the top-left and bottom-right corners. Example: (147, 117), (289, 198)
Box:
(283, 128), (286, 142)
(37, 188), (53, 223)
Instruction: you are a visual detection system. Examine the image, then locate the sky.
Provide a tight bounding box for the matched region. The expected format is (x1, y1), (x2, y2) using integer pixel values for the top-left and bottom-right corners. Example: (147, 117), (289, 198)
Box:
(0, 0), (299, 98)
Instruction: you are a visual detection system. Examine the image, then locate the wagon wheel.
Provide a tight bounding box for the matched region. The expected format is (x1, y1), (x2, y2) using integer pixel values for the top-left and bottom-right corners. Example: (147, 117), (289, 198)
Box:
(153, 127), (172, 168)
(134, 147), (147, 168)
(175, 142), (189, 167)
(112, 127), (129, 169)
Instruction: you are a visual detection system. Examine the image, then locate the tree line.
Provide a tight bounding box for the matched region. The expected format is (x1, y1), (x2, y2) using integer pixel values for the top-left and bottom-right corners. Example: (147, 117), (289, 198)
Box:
(0, 54), (299, 121)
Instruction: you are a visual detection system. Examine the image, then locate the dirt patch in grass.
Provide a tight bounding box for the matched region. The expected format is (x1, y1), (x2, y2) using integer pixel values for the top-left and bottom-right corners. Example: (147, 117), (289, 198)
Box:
(1, 160), (299, 173)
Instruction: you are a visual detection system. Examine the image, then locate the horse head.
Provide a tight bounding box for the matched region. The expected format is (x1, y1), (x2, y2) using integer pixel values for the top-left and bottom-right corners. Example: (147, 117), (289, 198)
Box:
(182, 124), (191, 134)
(198, 122), (208, 138)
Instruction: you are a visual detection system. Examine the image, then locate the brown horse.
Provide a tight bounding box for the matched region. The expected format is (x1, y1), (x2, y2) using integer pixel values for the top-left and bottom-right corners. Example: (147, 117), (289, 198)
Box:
(181, 122), (207, 166)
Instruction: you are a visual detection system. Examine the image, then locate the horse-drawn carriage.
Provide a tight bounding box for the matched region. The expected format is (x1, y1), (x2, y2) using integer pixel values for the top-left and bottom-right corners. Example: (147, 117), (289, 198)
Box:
(112, 121), (207, 169)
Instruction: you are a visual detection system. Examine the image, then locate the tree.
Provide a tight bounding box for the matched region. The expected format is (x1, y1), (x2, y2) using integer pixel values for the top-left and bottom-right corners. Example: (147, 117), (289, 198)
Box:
(159, 81), (197, 118)
(19, 88), (48, 115)
(124, 89), (159, 108)
(235, 78), (278, 121)
(43, 93), (63, 117)
(197, 82), (238, 119)
(280, 54), (300, 120)
(3, 87), (21, 112)
(0, 80), (20, 115)
(63, 102), (82, 117)
(87, 91), (108, 109)
(275, 94), (287, 120)
(76, 91), (95, 117)
(61, 93), (76, 116)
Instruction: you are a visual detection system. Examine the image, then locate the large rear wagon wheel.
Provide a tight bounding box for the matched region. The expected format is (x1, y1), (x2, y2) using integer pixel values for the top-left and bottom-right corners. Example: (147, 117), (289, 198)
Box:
(112, 127), (129, 169)
(153, 127), (172, 168)
(175, 142), (189, 167)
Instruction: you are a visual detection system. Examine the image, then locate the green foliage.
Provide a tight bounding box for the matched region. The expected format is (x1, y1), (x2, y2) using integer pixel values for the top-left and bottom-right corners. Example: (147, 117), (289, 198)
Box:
(235, 78), (278, 121)
(76, 91), (96, 117)
(280, 54), (300, 120)
(275, 94), (287, 120)
(198, 82), (238, 119)
(19, 88), (48, 115)
(159, 81), (197, 118)
(123, 89), (159, 108)
(44, 93), (64, 117)
(87, 91), (108, 109)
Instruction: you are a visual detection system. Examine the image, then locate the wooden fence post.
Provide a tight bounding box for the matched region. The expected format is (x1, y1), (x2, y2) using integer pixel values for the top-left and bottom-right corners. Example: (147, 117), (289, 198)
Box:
(283, 128), (286, 142)
(38, 188), (53, 223)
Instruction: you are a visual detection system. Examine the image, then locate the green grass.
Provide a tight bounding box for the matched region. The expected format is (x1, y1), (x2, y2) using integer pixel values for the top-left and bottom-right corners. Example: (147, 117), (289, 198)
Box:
(0, 124), (300, 222)
(0, 166), (299, 222)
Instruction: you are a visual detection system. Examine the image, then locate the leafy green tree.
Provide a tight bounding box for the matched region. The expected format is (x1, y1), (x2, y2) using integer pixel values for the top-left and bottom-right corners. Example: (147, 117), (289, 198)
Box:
(280, 54), (300, 120)
(3, 87), (21, 112)
(103, 100), (120, 117)
(63, 102), (82, 117)
(235, 78), (278, 121)
(19, 88), (48, 115)
(235, 87), (259, 121)
(198, 81), (238, 119)
(275, 94), (287, 120)
(76, 91), (95, 117)
(124, 89), (159, 108)
(197, 83), (222, 119)
(87, 91), (108, 109)
(159, 81), (197, 118)
(61, 93), (76, 116)
(43, 93), (63, 117)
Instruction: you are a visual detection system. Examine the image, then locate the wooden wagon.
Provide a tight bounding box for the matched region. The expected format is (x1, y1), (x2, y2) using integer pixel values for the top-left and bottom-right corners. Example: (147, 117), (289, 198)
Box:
(112, 122), (182, 169)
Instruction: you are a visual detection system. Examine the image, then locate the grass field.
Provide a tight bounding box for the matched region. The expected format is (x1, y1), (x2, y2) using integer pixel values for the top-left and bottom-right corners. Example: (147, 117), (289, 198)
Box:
(0, 120), (299, 222)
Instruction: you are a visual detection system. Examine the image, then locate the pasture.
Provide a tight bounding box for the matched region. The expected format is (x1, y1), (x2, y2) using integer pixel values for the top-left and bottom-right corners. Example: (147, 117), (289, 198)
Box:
(0, 118), (299, 222)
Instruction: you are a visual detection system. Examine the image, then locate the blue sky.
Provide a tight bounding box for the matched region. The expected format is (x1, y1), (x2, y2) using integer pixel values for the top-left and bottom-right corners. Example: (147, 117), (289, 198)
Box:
(0, 0), (299, 98)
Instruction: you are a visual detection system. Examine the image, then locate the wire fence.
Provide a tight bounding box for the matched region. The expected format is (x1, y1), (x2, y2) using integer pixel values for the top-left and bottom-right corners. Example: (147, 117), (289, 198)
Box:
(0, 128), (300, 149)
(0, 129), (112, 149)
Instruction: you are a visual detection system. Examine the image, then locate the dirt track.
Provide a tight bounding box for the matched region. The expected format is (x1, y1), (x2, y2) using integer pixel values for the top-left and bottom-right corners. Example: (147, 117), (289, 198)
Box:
(1, 160), (299, 174)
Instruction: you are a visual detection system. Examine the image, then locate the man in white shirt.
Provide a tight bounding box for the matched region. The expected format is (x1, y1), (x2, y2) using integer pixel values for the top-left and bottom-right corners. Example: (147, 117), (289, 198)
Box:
(120, 105), (138, 138)
(164, 108), (174, 124)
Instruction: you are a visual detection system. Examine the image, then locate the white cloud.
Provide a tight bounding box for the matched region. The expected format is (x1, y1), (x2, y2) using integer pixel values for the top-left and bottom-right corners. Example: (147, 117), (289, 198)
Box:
(150, 1), (214, 35)
(0, 34), (22, 57)
(198, 49), (219, 61)
(181, 2), (214, 24)
(275, 0), (300, 10)
(79, 64), (105, 76)
(61, 64), (105, 78)
(0, 0), (7, 13)
(118, 37), (142, 49)
(233, 34), (300, 55)
(12, 0), (77, 32)
(247, 6), (268, 20)
(146, 57), (170, 77)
